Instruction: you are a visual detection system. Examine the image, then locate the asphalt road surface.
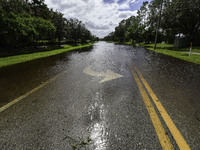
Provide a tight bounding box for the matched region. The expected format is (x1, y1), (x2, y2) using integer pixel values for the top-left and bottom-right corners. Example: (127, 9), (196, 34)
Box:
(0, 42), (200, 149)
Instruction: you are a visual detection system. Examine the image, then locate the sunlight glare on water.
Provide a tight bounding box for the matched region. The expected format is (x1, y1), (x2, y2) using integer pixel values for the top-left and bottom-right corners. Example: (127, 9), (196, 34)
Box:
(88, 92), (108, 150)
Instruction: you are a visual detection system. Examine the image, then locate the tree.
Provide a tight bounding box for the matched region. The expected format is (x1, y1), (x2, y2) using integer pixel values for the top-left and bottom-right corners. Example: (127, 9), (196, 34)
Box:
(0, 11), (55, 48)
(114, 20), (127, 42)
(103, 32), (114, 41)
(51, 11), (65, 46)
(127, 19), (144, 43)
(31, 0), (48, 18)
(0, 0), (94, 52)
(162, 0), (200, 45)
(80, 24), (92, 43)
(137, 1), (149, 26)
(68, 18), (82, 45)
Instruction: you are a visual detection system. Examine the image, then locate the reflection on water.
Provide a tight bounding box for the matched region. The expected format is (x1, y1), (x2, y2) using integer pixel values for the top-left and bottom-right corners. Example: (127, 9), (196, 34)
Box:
(88, 92), (108, 150)
(0, 46), (92, 107)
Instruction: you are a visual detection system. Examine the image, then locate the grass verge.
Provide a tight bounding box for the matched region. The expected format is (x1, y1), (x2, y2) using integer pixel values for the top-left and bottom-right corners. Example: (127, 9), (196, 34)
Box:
(0, 43), (95, 68)
(105, 41), (132, 45)
(139, 43), (200, 53)
(107, 41), (200, 65)
(146, 46), (200, 65)
(137, 43), (200, 64)
(141, 43), (174, 48)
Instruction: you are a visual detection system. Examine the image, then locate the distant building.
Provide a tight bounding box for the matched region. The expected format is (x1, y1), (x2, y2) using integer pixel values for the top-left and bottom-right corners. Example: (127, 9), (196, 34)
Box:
(174, 33), (187, 48)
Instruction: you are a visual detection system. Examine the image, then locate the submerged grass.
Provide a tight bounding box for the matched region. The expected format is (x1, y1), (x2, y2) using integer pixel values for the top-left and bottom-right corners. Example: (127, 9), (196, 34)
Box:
(0, 43), (95, 68)
(105, 41), (200, 64)
(136, 43), (200, 65)
(139, 43), (200, 52)
(148, 47), (200, 65)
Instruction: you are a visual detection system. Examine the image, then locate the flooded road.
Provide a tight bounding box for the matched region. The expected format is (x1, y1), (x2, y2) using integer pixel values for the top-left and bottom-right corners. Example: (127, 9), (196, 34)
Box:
(0, 42), (200, 149)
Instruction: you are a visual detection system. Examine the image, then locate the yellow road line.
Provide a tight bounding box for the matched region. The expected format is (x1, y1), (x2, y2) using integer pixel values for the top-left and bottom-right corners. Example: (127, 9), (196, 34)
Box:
(133, 66), (191, 150)
(0, 71), (67, 113)
(131, 66), (174, 150)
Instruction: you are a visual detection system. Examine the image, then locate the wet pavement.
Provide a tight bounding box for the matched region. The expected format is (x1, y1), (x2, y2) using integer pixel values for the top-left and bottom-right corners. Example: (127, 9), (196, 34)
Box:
(0, 42), (200, 149)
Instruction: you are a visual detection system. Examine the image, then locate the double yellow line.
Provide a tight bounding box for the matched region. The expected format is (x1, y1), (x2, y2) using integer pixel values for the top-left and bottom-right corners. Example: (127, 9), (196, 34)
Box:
(131, 65), (191, 150)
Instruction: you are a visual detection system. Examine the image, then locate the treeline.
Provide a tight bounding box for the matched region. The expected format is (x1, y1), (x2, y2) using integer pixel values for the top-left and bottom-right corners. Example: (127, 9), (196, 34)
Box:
(0, 0), (98, 52)
(103, 0), (200, 46)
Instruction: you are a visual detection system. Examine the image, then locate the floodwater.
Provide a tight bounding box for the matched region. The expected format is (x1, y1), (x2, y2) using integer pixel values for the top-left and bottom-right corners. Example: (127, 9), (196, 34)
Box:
(0, 47), (91, 107)
(0, 42), (200, 149)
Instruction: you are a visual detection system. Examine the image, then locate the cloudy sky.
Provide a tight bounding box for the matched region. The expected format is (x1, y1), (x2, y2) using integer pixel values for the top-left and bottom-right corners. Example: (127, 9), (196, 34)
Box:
(45, 0), (151, 38)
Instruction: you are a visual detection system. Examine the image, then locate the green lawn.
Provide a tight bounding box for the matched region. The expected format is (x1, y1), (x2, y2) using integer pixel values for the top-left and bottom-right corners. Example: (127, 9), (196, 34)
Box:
(124, 42), (132, 45)
(0, 43), (95, 68)
(105, 41), (200, 64)
(146, 46), (200, 65)
(139, 43), (200, 52)
(177, 47), (200, 53)
(144, 43), (174, 48)
(134, 42), (200, 65)
(105, 41), (132, 45)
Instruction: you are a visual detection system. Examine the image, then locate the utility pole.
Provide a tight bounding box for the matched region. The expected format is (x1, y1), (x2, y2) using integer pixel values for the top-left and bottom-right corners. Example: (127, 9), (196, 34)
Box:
(154, 0), (163, 50)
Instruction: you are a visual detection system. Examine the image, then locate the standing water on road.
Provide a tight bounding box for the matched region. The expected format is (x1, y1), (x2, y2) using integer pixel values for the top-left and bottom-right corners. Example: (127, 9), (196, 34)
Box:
(0, 42), (200, 149)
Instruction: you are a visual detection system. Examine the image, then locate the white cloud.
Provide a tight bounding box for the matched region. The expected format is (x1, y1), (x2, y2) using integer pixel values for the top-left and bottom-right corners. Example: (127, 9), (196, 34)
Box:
(118, 3), (130, 9)
(118, 11), (136, 18)
(45, 0), (143, 38)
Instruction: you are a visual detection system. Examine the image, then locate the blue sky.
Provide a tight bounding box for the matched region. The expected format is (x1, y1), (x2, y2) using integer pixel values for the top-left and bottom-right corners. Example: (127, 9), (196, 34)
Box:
(45, 0), (151, 38)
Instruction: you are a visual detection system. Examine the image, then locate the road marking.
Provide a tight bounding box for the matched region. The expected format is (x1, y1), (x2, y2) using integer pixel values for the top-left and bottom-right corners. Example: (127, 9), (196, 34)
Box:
(131, 66), (174, 150)
(0, 71), (67, 113)
(83, 66), (123, 83)
(133, 66), (191, 150)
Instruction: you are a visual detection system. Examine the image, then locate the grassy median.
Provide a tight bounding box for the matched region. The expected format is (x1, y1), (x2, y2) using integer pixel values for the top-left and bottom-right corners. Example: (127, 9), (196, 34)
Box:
(0, 43), (95, 68)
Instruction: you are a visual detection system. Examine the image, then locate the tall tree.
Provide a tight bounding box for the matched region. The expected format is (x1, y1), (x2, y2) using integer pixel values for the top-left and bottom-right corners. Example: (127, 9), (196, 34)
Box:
(68, 18), (82, 45)
(31, 0), (50, 19)
(137, 1), (149, 26)
(162, 0), (200, 44)
(51, 11), (65, 46)
(0, 0), (95, 52)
